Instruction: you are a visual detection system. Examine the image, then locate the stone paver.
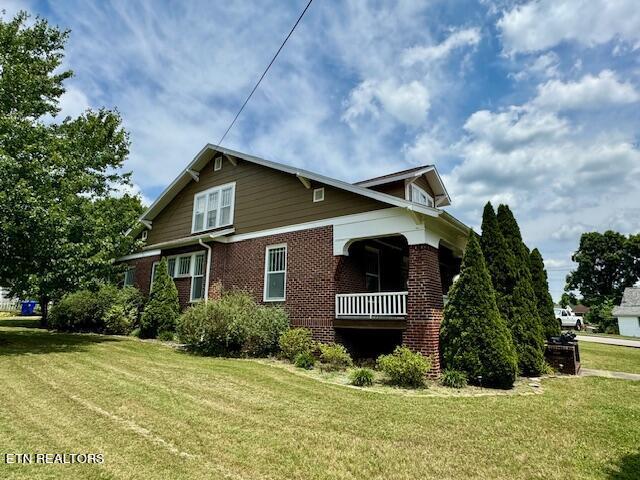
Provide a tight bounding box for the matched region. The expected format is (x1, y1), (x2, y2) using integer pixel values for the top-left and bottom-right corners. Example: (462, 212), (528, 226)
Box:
(576, 335), (640, 348)
(580, 368), (640, 381)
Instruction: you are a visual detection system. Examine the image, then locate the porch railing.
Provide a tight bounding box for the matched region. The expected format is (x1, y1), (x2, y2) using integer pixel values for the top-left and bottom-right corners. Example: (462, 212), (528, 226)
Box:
(335, 291), (408, 318)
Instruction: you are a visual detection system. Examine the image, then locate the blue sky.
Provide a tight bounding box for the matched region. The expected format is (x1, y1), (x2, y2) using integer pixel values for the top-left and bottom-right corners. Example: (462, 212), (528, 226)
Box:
(5, 0), (640, 300)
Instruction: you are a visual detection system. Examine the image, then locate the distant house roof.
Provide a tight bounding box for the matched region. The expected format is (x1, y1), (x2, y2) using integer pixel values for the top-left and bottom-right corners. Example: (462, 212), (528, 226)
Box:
(572, 304), (590, 314)
(612, 287), (640, 317)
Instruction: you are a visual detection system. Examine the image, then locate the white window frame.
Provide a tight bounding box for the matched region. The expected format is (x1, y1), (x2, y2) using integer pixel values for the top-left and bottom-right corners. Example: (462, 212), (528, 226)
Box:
(141, 230), (148, 241)
(191, 182), (236, 233)
(409, 183), (434, 207)
(190, 253), (207, 302)
(150, 261), (159, 290)
(263, 244), (287, 302)
(123, 266), (135, 287)
(214, 156), (223, 171)
(313, 187), (325, 202)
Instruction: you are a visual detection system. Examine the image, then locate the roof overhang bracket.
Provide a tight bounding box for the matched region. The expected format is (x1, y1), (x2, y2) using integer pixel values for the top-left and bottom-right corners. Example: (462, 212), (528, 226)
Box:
(405, 206), (422, 225)
(140, 219), (153, 230)
(435, 194), (448, 207)
(186, 169), (199, 182)
(296, 174), (311, 189)
(225, 154), (238, 166)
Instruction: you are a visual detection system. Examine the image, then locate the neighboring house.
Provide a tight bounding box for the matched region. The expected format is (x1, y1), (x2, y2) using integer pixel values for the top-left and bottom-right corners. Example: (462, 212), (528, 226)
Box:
(119, 144), (469, 371)
(572, 304), (590, 317)
(612, 287), (640, 337)
(0, 286), (19, 311)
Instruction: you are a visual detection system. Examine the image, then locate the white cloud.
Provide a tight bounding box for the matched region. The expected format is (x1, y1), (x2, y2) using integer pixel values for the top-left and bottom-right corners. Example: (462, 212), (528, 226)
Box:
(533, 70), (640, 111)
(511, 52), (559, 81)
(498, 0), (640, 54)
(56, 85), (90, 119)
(402, 28), (481, 66)
(551, 223), (590, 241)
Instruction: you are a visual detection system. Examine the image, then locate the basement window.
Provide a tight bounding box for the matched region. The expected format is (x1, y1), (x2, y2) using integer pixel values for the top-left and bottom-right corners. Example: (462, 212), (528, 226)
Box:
(313, 187), (325, 202)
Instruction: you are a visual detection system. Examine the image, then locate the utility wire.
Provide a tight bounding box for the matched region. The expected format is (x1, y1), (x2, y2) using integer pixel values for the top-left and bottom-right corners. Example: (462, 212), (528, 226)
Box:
(216, 0), (314, 146)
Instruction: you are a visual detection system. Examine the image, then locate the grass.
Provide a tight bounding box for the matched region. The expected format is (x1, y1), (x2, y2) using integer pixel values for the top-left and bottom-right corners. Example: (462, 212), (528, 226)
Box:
(1, 318), (639, 479)
(579, 341), (640, 374)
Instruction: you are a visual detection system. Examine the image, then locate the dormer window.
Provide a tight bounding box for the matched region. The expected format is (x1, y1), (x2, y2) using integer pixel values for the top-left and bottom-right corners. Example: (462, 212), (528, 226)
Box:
(410, 184), (434, 207)
(192, 182), (236, 233)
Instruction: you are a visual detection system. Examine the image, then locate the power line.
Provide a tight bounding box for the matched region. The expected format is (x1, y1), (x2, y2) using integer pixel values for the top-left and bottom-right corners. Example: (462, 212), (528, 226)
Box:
(216, 0), (314, 147)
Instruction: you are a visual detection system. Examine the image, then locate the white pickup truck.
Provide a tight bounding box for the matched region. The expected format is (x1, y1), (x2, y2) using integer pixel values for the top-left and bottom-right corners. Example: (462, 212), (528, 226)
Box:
(554, 308), (583, 330)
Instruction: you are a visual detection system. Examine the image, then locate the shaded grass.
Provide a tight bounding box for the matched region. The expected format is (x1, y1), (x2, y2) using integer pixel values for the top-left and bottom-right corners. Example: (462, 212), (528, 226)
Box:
(579, 341), (640, 374)
(0, 320), (639, 479)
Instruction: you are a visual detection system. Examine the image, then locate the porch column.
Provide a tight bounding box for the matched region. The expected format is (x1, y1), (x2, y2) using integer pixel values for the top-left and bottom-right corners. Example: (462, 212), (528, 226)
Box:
(402, 244), (444, 374)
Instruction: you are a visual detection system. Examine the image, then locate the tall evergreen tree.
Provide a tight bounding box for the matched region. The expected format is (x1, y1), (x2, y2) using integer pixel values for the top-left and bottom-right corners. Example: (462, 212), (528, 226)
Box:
(480, 202), (517, 314)
(440, 232), (518, 389)
(530, 248), (561, 339)
(496, 205), (545, 375)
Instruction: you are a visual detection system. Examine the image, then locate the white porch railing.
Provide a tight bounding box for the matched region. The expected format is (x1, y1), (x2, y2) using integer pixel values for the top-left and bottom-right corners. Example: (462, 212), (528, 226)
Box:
(335, 291), (408, 318)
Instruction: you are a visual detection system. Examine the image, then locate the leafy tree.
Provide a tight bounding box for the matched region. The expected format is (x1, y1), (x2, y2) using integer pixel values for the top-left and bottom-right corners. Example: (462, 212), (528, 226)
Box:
(559, 292), (576, 308)
(565, 231), (640, 305)
(585, 299), (617, 334)
(530, 248), (561, 339)
(496, 205), (545, 376)
(140, 259), (180, 338)
(440, 232), (518, 389)
(0, 12), (142, 321)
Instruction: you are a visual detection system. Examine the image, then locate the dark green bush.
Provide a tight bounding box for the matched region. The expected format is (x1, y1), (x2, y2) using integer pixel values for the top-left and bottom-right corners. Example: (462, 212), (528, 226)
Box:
(441, 231), (518, 389)
(49, 284), (143, 335)
(440, 369), (468, 389)
(350, 367), (375, 387)
(377, 346), (431, 388)
(294, 351), (315, 369)
(157, 330), (175, 342)
(278, 328), (315, 361)
(140, 258), (180, 338)
(319, 343), (353, 371)
(176, 291), (289, 357)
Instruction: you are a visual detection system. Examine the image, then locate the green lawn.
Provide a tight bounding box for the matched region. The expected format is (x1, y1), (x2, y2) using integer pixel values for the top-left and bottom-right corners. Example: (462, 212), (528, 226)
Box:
(1, 319), (639, 479)
(579, 341), (640, 374)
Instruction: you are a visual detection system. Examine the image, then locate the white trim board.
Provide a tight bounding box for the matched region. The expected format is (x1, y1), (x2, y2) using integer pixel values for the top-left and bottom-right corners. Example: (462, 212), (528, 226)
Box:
(116, 249), (161, 262)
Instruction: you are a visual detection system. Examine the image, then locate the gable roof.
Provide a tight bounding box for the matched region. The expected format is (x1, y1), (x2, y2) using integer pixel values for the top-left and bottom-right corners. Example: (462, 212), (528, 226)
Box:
(132, 143), (465, 236)
(355, 164), (451, 207)
(613, 287), (640, 316)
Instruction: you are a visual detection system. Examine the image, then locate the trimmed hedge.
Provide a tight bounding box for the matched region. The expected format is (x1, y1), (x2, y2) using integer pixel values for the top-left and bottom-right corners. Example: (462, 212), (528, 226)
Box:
(176, 291), (289, 357)
(50, 285), (144, 335)
(279, 328), (315, 361)
(377, 346), (431, 388)
(318, 343), (353, 371)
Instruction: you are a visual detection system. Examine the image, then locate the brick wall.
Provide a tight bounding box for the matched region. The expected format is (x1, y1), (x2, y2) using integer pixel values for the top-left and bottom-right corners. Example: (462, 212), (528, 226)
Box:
(402, 244), (444, 375)
(129, 255), (161, 297)
(209, 226), (337, 343)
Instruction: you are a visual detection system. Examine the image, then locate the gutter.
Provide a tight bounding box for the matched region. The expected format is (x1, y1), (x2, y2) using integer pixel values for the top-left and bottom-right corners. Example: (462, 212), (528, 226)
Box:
(141, 228), (235, 251)
(199, 239), (212, 303)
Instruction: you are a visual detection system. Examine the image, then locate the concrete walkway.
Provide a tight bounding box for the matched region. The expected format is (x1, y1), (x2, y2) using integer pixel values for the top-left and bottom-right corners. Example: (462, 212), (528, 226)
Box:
(580, 368), (640, 381)
(576, 335), (640, 348)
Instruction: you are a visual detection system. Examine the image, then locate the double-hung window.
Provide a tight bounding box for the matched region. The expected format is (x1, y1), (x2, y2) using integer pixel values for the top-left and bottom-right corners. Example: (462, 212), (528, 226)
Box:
(191, 253), (206, 302)
(123, 266), (135, 287)
(264, 244), (287, 301)
(410, 184), (434, 207)
(192, 183), (236, 233)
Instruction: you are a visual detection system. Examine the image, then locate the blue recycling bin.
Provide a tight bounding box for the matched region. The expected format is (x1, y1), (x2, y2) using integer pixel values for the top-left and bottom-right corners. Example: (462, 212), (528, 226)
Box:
(21, 301), (37, 316)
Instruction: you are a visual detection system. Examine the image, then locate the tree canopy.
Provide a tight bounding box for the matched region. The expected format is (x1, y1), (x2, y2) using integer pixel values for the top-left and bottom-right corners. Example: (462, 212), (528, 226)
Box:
(0, 11), (143, 319)
(565, 231), (640, 305)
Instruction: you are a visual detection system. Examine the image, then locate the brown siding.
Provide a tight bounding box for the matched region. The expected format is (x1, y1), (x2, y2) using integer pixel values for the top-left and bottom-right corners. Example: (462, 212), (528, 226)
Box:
(147, 158), (387, 245)
(370, 180), (406, 199)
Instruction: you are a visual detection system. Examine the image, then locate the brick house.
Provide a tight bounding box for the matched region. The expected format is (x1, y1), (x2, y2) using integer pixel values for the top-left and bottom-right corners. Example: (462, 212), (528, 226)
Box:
(119, 144), (469, 371)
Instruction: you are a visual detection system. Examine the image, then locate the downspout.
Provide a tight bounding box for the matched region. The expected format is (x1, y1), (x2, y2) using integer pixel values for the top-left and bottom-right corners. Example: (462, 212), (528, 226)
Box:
(199, 239), (212, 303)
